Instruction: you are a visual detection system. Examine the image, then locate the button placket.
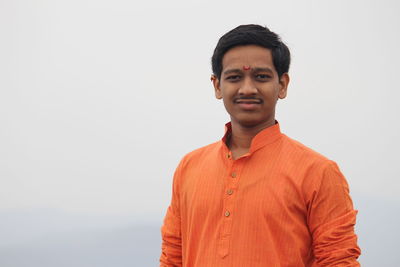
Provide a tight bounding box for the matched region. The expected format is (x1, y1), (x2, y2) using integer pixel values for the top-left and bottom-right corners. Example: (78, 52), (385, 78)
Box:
(218, 158), (244, 258)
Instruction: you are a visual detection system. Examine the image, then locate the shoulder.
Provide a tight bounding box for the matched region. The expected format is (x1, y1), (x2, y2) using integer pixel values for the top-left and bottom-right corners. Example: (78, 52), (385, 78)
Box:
(279, 135), (349, 192)
(172, 141), (222, 186)
(277, 134), (343, 181)
(280, 134), (332, 165)
(178, 140), (222, 168)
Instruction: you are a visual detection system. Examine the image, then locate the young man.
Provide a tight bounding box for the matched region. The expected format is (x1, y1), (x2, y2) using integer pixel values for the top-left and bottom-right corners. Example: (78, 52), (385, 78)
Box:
(160, 24), (361, 267)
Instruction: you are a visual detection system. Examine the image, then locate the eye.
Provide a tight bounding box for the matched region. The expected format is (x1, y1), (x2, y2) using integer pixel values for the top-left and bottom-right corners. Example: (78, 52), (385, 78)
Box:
(226, 75), (241, 82)
(255, 74), (271, 80)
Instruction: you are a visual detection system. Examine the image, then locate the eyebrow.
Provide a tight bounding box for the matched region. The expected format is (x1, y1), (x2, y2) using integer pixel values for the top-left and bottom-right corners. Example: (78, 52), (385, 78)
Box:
(222, 67), (274, 76)
(223, 68), (241, 76)
(253, 67), (274, 74)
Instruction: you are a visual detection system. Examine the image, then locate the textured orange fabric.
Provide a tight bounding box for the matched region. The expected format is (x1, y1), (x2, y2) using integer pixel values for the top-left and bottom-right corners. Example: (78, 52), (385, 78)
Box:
(160, 123), (361, 267)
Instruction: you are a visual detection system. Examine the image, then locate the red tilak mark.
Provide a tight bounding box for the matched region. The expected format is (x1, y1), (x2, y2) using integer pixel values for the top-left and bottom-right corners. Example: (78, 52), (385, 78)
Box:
(243, 65), (251, 70)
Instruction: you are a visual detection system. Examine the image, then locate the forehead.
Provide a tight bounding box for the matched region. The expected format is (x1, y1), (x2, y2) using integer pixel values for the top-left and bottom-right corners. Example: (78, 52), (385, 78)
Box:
(222, 45), (275, 72)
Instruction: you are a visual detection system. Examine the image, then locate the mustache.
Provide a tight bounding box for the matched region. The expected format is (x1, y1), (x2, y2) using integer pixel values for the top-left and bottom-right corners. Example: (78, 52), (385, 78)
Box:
(234, 96), (263, 103)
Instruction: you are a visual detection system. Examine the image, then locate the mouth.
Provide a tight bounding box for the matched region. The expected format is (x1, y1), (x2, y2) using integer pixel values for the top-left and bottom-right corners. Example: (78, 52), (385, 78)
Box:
(234, 98), (262, 110)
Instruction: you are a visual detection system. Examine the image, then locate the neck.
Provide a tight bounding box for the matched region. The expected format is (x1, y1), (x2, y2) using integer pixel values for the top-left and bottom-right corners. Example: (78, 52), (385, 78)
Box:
(228, 118), (276, 158)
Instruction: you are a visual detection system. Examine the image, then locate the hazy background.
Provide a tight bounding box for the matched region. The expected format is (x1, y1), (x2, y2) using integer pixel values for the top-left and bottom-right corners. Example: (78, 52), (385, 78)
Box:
(1, 0), (399, 266)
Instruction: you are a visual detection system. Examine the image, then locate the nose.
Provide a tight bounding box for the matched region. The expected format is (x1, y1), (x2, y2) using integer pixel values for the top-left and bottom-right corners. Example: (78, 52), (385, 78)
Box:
(238, 76), (257, 95)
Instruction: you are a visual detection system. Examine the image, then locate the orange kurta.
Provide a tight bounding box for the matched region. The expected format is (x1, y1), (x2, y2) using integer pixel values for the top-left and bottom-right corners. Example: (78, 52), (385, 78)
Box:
(160, 123), (361, 267)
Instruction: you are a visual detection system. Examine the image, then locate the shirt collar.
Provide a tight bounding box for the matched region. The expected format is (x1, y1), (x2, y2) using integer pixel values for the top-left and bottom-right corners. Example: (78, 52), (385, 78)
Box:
(222, 121), (282, 154)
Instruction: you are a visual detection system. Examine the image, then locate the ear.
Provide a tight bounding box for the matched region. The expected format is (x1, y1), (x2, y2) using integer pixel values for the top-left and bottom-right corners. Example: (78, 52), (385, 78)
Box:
(278, 73), (289, 99)
(211, 75), (223, 99)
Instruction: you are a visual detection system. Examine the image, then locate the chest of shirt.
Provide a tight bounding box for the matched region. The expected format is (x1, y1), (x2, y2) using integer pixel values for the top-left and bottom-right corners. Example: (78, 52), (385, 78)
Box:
(178, 149), (309, 223)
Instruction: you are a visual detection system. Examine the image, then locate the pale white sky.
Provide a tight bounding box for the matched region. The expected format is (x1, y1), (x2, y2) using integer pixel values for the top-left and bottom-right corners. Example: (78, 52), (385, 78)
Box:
(1, 0), (399, 266)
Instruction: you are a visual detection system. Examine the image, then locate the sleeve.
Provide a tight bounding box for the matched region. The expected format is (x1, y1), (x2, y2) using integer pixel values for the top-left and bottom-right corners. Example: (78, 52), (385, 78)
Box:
(306, 161), (361, 266)
(160, 161), (184, 267)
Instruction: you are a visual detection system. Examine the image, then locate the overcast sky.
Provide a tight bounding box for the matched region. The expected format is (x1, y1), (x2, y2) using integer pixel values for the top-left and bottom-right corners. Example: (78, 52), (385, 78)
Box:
(1, 0), (399, 266)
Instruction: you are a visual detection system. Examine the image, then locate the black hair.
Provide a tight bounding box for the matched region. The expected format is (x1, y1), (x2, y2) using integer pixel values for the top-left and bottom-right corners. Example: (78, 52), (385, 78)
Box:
(211, 24), (290, 79)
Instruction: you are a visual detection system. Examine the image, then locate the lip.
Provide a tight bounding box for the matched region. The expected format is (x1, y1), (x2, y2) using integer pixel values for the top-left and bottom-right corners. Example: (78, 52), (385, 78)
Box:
(235, 99), (262, 110)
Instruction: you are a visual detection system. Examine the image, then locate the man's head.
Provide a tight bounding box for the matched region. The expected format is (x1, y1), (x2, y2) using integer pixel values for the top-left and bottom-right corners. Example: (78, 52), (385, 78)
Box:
(211, 24), (290, 80)
(211, 25), (291, 129)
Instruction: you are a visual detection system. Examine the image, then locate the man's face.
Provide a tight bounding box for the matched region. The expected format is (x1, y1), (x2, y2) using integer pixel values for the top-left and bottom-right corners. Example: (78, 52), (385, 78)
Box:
(212, 45), (289, 128)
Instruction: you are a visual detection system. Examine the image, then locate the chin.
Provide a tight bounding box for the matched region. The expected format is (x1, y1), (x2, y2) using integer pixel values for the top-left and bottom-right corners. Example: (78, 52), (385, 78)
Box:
(233, 115), (274, 128)
(236, 119), (264, 128)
